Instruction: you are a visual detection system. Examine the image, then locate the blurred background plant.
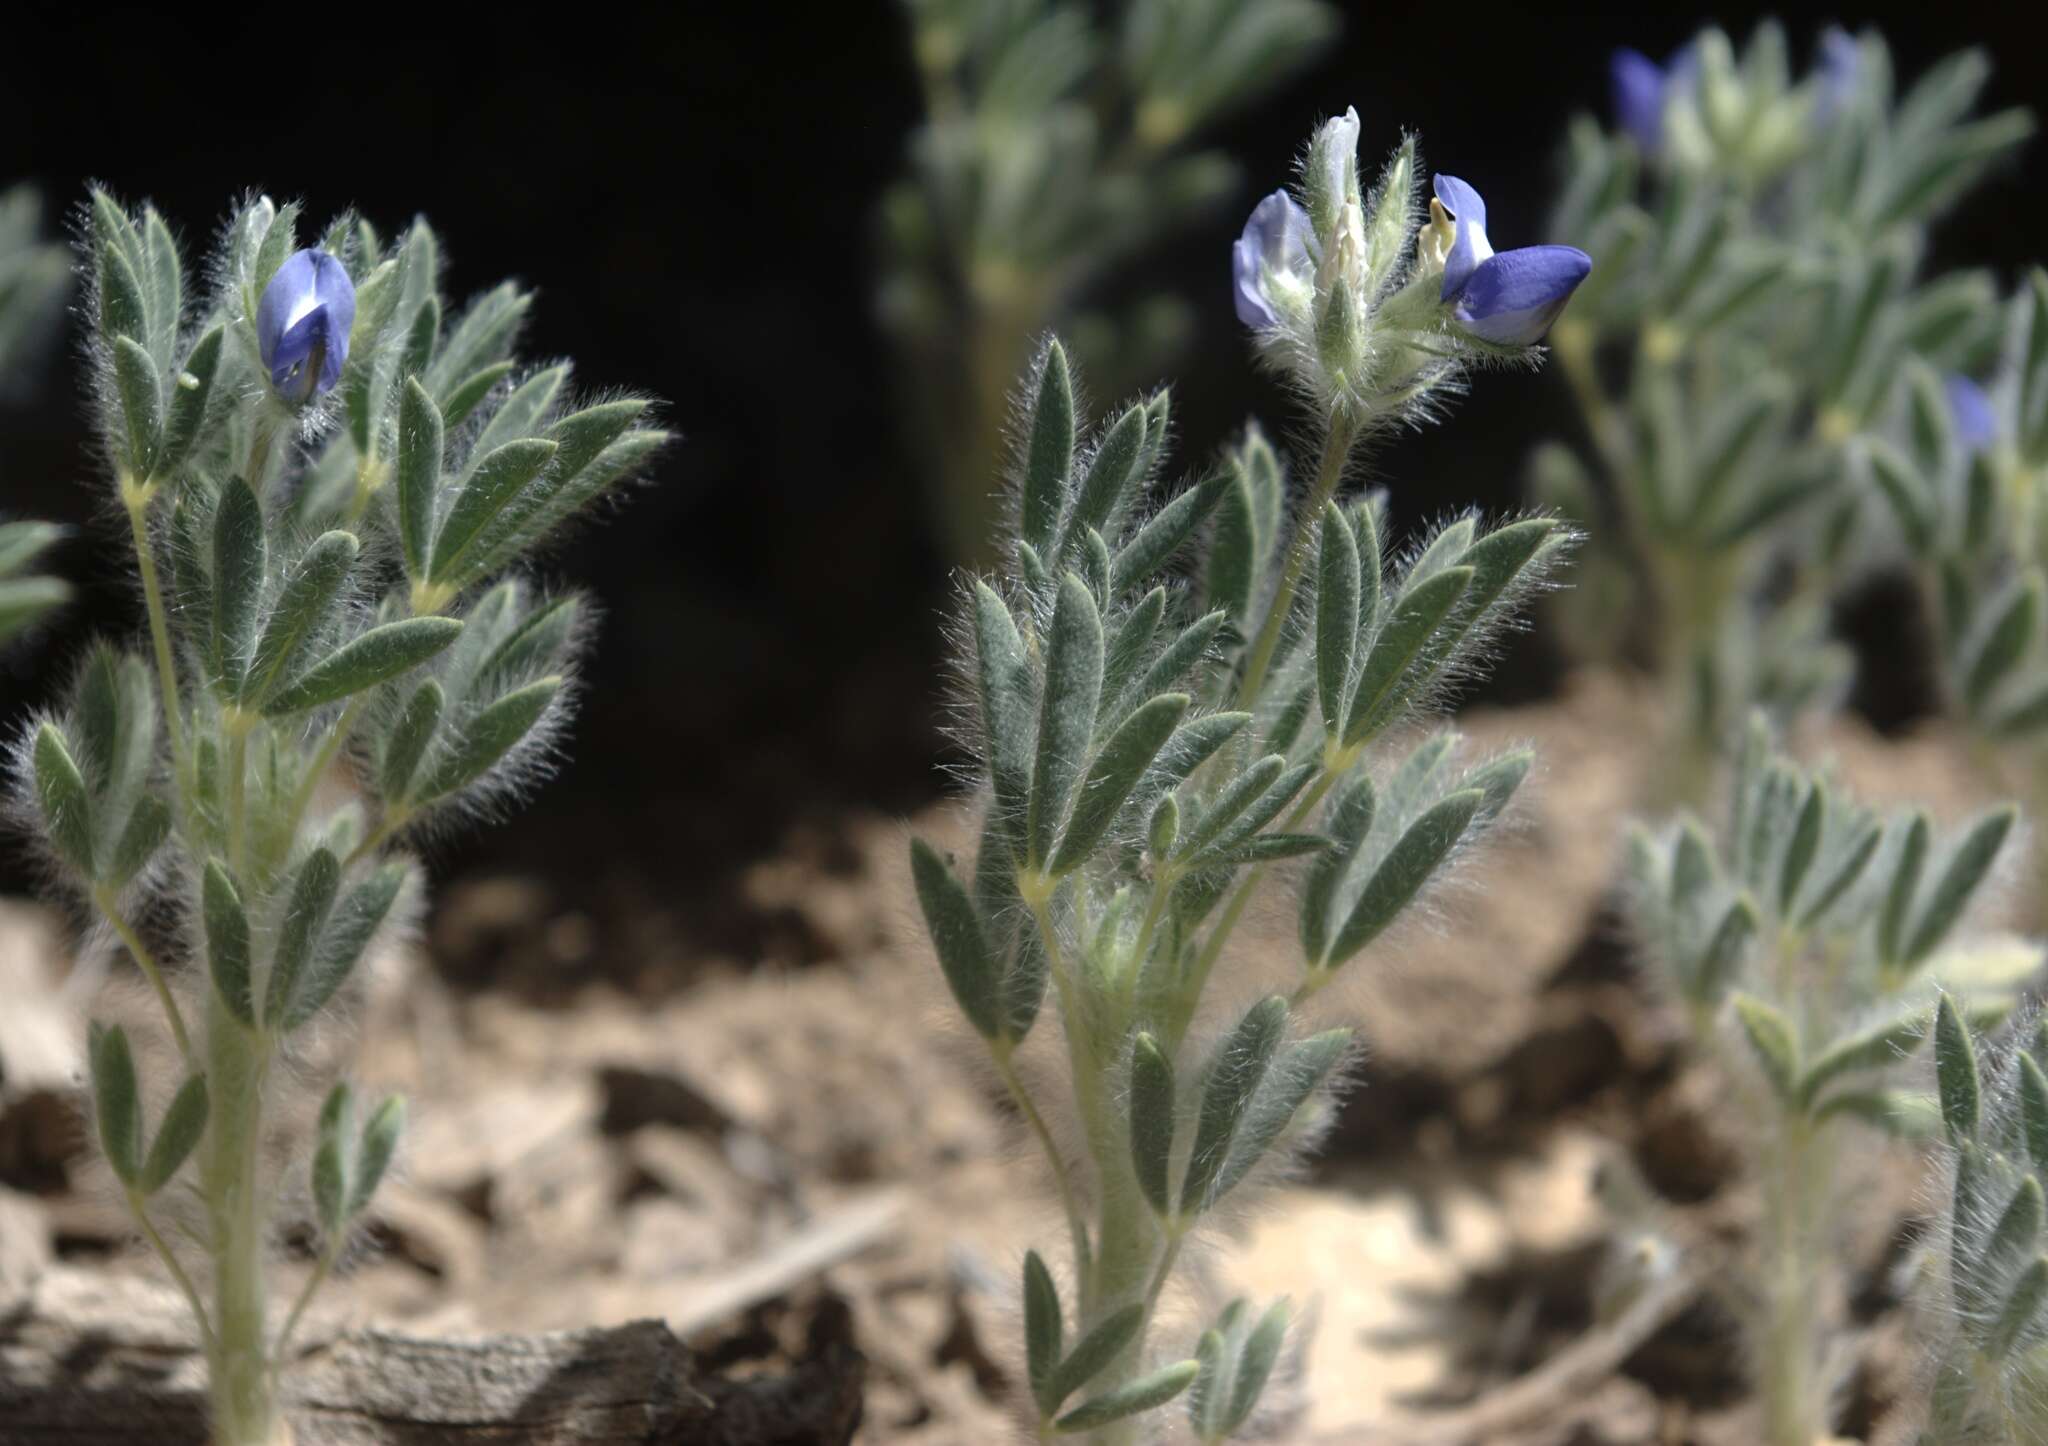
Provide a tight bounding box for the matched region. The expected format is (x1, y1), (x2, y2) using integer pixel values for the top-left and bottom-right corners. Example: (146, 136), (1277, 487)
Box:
(0, 183), (71, 397)
(1626, 715), (2028, 1444)
(1533, 24), (2033, 802)
(877, 0), (1337, 567)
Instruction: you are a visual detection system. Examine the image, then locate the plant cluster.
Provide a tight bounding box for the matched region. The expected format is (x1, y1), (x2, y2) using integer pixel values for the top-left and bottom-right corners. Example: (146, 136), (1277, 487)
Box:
(878, 0), (1337, 564)
(11, 188), (664, 1445)
(911, 106), (1587, 1442)
(1533, 24), (2033, 798)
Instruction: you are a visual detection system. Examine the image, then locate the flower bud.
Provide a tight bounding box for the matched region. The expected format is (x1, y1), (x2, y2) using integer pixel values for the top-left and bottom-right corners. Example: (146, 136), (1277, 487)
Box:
(256, 249), (356, 404)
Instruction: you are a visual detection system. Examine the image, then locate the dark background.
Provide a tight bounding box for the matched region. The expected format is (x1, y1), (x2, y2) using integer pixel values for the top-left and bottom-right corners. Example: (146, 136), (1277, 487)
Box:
(5, 3), (2045, 970)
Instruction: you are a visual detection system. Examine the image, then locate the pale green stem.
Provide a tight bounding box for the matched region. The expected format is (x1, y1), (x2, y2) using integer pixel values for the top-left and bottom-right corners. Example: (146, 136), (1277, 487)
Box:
(270, 1246), (336, 1386)
(93, 887), (193, 1065)
(125, 1187), (217, 1356)
(344, 809), (408, 870)
(282, 696), (366, 844)
(122, 481), (190, 785)
(1759, 1112), (1828, 1446)
(226, 725), (251, 879)
(1169, 766), (1341, 1050)
(201, 993), (278, 1446)
(1235, 420), (1354, 711)
(993, 1045), (1092, 1289)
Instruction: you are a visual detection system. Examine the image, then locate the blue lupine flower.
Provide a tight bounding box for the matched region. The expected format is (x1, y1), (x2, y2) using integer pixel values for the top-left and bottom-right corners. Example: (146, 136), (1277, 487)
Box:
(1232, 189), (1314, 329)
(1432, 175), (1592, 346)
(1610, 49), (1669, 151)
(1814, 27), (1861, 125)
(1946, 374), (1999, 453)
(256, 249), (356, 403)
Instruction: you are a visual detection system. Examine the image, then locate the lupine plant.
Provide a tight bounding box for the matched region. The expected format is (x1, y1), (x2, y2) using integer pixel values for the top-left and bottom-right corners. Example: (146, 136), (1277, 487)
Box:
(0, 182), (71, 390)
(1626, 716), (2024, 1446)
(11, 189), (665, 1445)
(878, 0), (1336, 565)
(1859, 278), (2048, 921)
(0, 519), (68, 648)
(1915, 995), (2048, 1442)
(1532, 24), (2033, 800)
(910, 107), (1586, 1442)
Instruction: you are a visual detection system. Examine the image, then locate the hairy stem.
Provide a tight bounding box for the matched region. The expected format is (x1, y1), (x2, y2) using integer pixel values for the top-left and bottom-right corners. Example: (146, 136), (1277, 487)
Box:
(1759, 1113), (1829, 1446)
(125, 1187), (217, 1356)
(200, 994), (278, 1446)
(1235, 419), (1355, 710)
(282, 696), (365, 844)
(93, 887), (193, 1065)
(121, 480), (190, 786)
(271, 1246), (337, 1385)
(993, 1045), (1092, 1289)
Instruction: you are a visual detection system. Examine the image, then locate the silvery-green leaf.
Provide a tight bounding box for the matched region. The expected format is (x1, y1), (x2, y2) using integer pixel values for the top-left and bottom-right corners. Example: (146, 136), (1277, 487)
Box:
(1101, 589), (1167, 725)
(1324, 790), (1482, 968)
(313, 1083), (354, 1236)
(1021, 341), (1074, 555)
(1176, 756), (1285, 864)
(1905, 807), (2016, 968)
(1187, 1328), (1228, 1441)
(1182, 996), (1286, 1213)
(107, 794), (171, 890)
(1130, 1031), (1177, 1218)
(1227, 1299), (1290, 1433)
(1024, 1250), (1063, 1414)
(211, 479), (266, 695)
(1299, 777), (1374, 965)
(2021, 1054), (2048, 1168)
(1315, 502), (1359, 735)
(1210, 1029), (1350, 1203)
(265, 849), (342, 1030)
(396, 379), (444, 579)
(1111, 470), (1229, 594)
(1028, 575), (1104, 869)
(156, 326), (223, 477)
(203, 860), (254, 1026)
(246, 532), (359, 705)
(1343, 566), (1473, 745)
(1936, 994), (1980, 1141)
(1797, 1009), (1931, 1108)
(1050, 694), (1187, 875)
(281, 863), (408, 1031)
(1779, 782), (1824, 916)
(263, 618), (463, 717)
(974, 583), (1036, 856)
(1206, 472), (1256, 621)
(1064, 404), (1146, 558)
(1046, 1304), (1145, 1412)
(910, 839), (1000, 1040)
(350, 1095), (405, 1215)
(111, 336), (162, 480)
(31, 722), (93, 874)
(414, 677), (560, 803)
(1053, 1361), (1199, 1433)
(1878, 813), (1931, 969)
(87, 1021), (141, 1186)
(1965, 578), (2041, 715)
(1990, 1257), (2048, 1359)
(382, 681), (444, 803)
(1732, 994), (1799, 1104)
(139, 1074), (209, 1195)
(428, 438), (558, 584)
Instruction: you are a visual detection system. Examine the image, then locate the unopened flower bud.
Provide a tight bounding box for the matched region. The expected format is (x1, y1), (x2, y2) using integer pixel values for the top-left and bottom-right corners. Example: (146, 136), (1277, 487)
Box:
(256, 249), (355, 404)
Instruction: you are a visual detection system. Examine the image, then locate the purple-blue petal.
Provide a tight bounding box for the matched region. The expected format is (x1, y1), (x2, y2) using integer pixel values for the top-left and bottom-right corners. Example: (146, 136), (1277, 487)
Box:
(255, 248), (356, 401)
(1433, 175), (1492, 300)
(1815, 27), (1860, 125)
(1450, 246), (1593, 346)
(1610, 48), (1667, 151)
(1233, 237), (1278, 328)
(1431, 174), (1486, 230)
(1232, 189), (1311, 329)
(1946, 374), (1999, 452)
